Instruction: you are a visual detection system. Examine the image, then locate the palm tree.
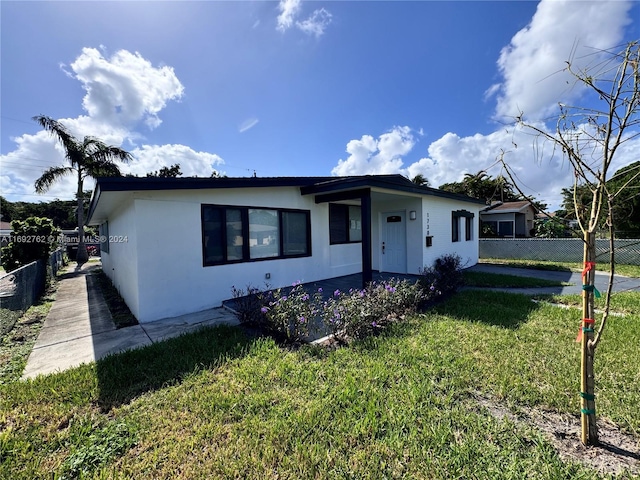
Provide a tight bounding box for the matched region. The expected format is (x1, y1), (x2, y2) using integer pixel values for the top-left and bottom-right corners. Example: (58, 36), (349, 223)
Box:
(411, 174), (430, 186)
(33, 115), (132, 265)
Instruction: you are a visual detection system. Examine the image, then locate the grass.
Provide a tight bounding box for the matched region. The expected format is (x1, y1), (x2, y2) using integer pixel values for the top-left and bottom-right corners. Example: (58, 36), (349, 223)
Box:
(1, 290), (638, 479)
(0, 291), (54, 384)
(463, 271), (569, 288)
(480, 258), (640, 278)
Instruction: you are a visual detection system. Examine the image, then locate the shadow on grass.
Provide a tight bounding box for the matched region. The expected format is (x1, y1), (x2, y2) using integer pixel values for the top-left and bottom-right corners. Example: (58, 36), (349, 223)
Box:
(432, 290), (542, 329)
(95, 324), (256, 411)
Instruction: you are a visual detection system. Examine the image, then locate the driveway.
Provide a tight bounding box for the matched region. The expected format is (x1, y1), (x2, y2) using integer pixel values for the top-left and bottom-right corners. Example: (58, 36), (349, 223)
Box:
(467, 263), (640, 296)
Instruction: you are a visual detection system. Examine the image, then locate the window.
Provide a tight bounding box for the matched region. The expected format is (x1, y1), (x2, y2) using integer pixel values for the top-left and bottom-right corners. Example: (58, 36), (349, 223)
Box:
(498, 221), (514, 237)
(202, 205), (311, 266)
(329, 203), (362, 244)
(465, 216), (473, 241)
(99, 222), (109, 253)
(452, 215), (460, 242)
(452, 210), (474, 243)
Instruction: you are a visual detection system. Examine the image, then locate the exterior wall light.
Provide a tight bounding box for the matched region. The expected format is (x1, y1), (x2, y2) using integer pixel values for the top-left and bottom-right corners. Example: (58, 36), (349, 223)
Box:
(409, 210), (417, 221)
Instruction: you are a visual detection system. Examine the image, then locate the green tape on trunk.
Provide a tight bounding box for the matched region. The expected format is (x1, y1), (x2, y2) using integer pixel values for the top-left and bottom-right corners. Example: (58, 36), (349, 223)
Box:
(581, 408), (596, 415)
(580, 392), (595, 400)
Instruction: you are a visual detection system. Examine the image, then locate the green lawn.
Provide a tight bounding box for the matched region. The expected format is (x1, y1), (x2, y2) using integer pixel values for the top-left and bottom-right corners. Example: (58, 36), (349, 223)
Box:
(1, 290), (638, 479)
(480, 258), (640, 278)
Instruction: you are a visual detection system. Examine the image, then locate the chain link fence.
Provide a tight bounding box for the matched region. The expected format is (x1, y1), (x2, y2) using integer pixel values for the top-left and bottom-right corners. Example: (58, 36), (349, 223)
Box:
(0, 248), (66, 337)
(479, 238), (640, 265)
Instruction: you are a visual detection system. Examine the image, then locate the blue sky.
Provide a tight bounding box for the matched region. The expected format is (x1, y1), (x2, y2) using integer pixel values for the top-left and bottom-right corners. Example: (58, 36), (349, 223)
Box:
(1, 0), (639, 210)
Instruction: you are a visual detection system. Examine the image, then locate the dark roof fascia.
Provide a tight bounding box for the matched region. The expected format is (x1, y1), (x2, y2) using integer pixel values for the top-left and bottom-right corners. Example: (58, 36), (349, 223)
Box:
(93, 176), (337, 193)
(87, 176), (336, 224)
(88, 174), (485, 223)
(301, 175), (486, 205)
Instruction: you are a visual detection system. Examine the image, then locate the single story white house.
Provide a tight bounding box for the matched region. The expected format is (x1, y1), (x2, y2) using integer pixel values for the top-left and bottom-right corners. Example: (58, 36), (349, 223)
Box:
(480, 200), (537, 238)
(87, 175), (485, 323)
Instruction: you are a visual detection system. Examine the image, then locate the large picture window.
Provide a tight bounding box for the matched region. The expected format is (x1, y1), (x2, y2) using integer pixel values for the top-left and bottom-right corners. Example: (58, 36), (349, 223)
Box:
(202, 205), (311, 266)
(329, 203), (362, 244)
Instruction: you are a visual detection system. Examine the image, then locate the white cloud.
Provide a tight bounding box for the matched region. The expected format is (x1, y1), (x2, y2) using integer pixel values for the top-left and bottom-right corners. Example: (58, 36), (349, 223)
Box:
(490, 0), (632, 122)
(276, 0), (301, 32)
(331, 126), (415, 176)
(69, 47), (184, 129)
(330, 0), (636, 211)
(296, 8), (332, 38)
(0, 47), (223, 202)
(238, 117), (259, 133)
(126, 144), (225, 177)
(276, 0), (332, 37)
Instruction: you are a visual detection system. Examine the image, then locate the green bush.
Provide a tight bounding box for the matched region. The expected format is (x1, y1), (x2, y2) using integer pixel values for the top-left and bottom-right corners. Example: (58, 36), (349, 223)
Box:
(259, 282), (324, 342)
(0, 217), (59, 272)
(323, 279), (425, 342)
(419, 254), (464, 296)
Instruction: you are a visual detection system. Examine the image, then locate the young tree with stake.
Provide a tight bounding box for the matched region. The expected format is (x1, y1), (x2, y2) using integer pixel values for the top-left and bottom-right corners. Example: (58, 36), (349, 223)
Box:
(507, 41), (640, 446)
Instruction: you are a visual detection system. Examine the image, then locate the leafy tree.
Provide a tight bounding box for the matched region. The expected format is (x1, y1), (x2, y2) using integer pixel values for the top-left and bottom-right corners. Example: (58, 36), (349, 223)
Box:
(33, 115), (132, 264)
(411, 174), (430, 186)
(439, 170), (522, 204)
(1, 196), (77, 229)
(1, 217), (59, 272)
(534, 217), (566, 238)
(559, 161), (639, 238)
(514, 41), (640, 445)
(146, 163), (182, 178)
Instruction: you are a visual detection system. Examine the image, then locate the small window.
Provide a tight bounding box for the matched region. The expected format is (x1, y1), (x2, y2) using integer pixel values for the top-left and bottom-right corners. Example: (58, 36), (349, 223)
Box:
(465, 216), (473, 241)
(452, 215), (460, 242)
(99, 222), (109, 253)
(498, 221), (514, 237)
(452, 210), (474, 243)
(330, 203), (362, 244)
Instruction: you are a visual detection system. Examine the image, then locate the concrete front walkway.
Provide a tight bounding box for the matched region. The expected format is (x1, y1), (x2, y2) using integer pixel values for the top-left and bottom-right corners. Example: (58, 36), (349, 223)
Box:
(22, 263), (238, 379)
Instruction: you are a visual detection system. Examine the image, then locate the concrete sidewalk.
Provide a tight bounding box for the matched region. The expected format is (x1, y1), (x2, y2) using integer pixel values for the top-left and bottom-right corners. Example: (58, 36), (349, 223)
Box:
(22, 263), (239, 379)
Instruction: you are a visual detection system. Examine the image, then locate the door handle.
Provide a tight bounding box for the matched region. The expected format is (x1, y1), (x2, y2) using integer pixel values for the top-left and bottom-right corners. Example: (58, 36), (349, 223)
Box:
(382, 242), (385, 254)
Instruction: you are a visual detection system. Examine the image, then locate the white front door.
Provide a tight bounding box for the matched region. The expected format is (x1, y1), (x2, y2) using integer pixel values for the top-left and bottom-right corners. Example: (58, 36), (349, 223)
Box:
(380, 211), (407, 273)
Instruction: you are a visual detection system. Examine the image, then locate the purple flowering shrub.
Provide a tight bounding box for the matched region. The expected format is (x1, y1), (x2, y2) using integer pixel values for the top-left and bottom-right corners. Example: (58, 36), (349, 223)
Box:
(259, 282), (324, 342)
(323, 279), (424, 342)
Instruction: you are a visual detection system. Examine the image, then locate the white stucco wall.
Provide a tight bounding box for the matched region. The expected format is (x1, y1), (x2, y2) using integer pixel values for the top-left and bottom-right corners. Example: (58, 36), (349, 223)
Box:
(99, 197), (140, 319)
(422, 197), (481, 270)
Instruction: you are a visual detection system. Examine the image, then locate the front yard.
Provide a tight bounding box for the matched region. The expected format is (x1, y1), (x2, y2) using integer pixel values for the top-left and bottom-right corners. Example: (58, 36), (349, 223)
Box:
(1, 289), (638, 479)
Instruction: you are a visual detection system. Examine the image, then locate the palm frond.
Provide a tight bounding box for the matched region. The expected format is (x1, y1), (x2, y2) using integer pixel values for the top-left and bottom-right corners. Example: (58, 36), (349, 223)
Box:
(34, 166), (75, 193)
(33, 115), (82, 163)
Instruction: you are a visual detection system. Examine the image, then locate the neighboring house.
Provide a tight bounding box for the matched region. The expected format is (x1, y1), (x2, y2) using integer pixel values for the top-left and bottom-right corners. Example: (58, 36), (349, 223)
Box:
(87, 175), (485, 323)
(480, 200), (537, 237)
(0, 220), (13, 254)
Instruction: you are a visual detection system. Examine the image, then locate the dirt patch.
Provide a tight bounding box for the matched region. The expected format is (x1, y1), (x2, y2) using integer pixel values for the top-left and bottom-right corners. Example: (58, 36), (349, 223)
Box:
(474, 392), (639, 477)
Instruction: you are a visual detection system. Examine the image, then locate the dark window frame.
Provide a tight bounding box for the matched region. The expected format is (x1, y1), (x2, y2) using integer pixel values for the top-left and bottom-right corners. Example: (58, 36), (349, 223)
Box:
(329, 203), (362, 245)
(201, 204), (312, 267)
(100, 222), (109, 254)
(452, 210), (474, 243)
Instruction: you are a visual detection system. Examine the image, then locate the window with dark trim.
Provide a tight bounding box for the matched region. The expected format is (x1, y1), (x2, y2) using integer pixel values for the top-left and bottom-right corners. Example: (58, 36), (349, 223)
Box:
(202, 205), (311, 266)
(465, 216), (473, 241)
(99, 222), (109, 253)
(329, 203), (362, 244)
(452, 210), (474, 243)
